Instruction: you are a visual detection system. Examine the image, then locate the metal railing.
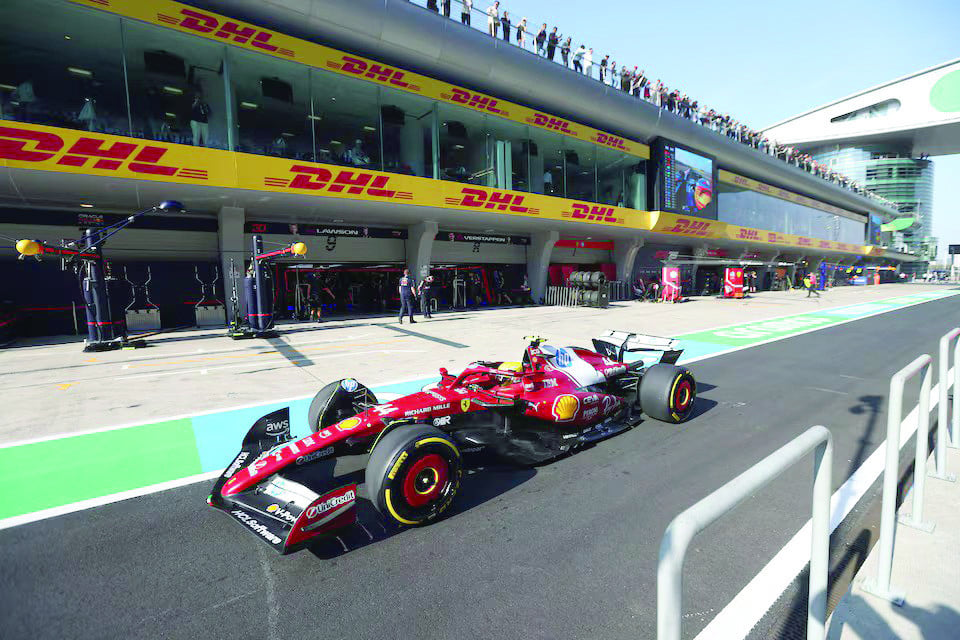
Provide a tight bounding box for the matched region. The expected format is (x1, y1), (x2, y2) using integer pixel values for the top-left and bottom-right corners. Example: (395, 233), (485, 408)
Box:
(933, 328), (959, 479)
(657, 425), (833, 640)
(861, 354), (934, 606)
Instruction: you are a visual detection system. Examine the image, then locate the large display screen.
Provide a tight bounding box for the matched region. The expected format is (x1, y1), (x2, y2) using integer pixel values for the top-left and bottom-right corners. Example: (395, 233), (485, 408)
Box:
(659, 141), (716, 218)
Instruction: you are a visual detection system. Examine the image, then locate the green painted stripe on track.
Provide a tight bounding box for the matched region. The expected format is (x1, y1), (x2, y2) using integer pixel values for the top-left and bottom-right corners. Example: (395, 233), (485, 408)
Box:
(0, 419), (201, 519)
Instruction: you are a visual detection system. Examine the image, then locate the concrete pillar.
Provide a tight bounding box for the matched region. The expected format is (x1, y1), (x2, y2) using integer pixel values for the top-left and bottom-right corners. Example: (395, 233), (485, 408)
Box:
(527, 229), (559, 304)
(691, 245), (709, 294)
(406, 220), (438, 281)
(218, 206), (245, 323)
(762, 252), (780, 291)
(613, 237), (643, 283)
(788, 254), (806, 288)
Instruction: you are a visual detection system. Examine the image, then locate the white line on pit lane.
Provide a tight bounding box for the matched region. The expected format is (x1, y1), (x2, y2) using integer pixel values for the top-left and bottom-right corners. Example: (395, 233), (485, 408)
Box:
(112, 349), (424, 381)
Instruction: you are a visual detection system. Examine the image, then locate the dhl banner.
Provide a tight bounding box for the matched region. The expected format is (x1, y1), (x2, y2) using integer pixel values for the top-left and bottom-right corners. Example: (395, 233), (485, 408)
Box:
(0, 120), (876, 257)
(68, 0), (649, 159)
(718, 169), (863, 220)
(0, 121), (641, 230)
(648, 211), (877, 256)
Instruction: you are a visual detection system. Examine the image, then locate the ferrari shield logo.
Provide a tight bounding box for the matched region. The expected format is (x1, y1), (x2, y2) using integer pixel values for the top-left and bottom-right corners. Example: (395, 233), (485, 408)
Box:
(460, 398), (471, 412)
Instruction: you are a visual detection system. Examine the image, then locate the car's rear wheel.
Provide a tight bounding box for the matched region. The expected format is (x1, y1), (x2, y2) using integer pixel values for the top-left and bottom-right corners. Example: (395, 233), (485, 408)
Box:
(365, 425), (462, 526)
(639, 364), (697, 423)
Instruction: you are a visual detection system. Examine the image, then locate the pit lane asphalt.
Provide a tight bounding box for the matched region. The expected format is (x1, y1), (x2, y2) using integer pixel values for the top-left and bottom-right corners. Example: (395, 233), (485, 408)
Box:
(2, 293), (958, 640)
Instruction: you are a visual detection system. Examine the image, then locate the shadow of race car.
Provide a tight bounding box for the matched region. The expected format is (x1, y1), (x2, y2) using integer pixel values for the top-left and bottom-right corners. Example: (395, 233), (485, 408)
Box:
(209, 331), (697, 553)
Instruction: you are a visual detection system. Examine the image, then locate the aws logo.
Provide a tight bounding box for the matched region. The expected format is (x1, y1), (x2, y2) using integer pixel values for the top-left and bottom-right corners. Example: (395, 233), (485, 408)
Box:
(447, 89), (505, 115)
(268, 165), (414, 200)
(528, 113), (574, 134)
(0, 126), (208, 180)
(159, 8), (295, 57)
(666, 218), (712, 237)
(593, 133), (627, 150)
(328, 56), (418, 90)
(565, 203), (621, 224)
(445, 187), (539, 215)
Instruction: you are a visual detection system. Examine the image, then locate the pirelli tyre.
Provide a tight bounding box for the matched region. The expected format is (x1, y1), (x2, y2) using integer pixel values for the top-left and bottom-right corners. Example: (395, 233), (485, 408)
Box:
(639, 364), (697, 424)
(365, 424), (462, 526)
(307, 378), (377, 433)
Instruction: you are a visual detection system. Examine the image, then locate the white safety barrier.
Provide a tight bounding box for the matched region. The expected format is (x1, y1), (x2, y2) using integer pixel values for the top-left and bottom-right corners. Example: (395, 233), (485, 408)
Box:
(933, 328), (960, 479)
(861, 354), (934, 606)
(657, 425), (833, 640)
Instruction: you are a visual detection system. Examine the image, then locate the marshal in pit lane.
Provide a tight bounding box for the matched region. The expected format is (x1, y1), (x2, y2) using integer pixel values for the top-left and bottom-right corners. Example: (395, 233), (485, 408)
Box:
(208, 332), (697, 553)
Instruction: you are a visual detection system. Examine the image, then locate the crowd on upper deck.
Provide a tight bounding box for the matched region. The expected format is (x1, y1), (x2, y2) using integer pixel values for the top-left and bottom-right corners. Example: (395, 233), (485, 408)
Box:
(415, 0), (897, 211)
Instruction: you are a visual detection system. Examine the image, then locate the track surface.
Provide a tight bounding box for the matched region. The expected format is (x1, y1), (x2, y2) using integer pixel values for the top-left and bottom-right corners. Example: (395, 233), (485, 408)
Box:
(3, 294), (958, 640)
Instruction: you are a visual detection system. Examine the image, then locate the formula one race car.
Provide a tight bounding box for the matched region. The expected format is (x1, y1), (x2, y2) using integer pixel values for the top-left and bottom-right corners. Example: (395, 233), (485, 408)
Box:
(209, 332), (697, 553)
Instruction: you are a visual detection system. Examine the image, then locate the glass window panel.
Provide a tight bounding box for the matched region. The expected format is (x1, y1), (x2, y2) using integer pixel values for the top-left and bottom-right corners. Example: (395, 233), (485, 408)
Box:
(527, 127), (565, 196)
(311, 70), (381, 170)
(597, 147), (629, 206)
(437, 102), (489, 185)
(379, 86), (435, 177)
(483, 116), (530, 192)
(229, 47), (312, 160)
(123, 20), (227, 148)
(0, 0), (127, 135)
(564, 138), (595, 202)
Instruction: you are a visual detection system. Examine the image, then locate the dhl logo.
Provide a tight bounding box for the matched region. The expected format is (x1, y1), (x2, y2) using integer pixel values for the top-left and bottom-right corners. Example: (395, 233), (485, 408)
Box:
(528, 113), (574, 134)
(564, 204), (620, 224)
(266, 165), (413, 200)
(733, 176), (750, 186)
(836, 243), (849, 251)
(736, 228), (760, 240)
(0, 126), (208, 180)
(818, 240), (832, 249)
(158, 8), (295, 57)
(328, 56), (418, 90)
(797, 237), (812, 246)
(444, 188), (538, 215)
(448, 89), (505, 115)
(593, 133), (627, 150)
(666, 218), (712, 237)
(767, 232), (784, 243)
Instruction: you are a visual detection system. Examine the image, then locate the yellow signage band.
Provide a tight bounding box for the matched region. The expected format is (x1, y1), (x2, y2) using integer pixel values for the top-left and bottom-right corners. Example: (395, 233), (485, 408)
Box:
(68, 0), (649, 160)
(0, 120), (879, 257)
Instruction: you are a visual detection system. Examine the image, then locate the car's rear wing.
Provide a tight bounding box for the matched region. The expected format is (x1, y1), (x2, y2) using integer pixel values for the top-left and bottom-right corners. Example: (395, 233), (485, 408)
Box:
(592, 330), (683, 365)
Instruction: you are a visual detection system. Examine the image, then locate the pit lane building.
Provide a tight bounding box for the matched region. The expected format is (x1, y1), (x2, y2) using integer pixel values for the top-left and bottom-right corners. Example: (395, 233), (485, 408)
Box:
(0, 0), (916, 335)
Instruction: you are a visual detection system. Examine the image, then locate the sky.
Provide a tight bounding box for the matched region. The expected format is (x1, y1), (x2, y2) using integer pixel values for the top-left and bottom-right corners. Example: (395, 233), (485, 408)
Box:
(484, 0), (960, 259)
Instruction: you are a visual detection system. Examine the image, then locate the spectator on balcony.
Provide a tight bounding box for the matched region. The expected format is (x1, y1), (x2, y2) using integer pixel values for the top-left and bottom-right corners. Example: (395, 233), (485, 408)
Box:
(487, 2), (499, 37)
(547, 27), (559, 61)
(501, 11), (511, 41)
(620, 66), (631, 92)
(572, 44), (585, 72)
(584, 47), (594, 77)
(461, 0), (472, 25)
(608, 59), (617, 86)
(516, 17), (527, 47)
(535, 24), (547, 56)
(599, 55), (609, 83)
(560, 37), (571, 66)
(427, 0), (438, 13)
(441, 0), (451, 18)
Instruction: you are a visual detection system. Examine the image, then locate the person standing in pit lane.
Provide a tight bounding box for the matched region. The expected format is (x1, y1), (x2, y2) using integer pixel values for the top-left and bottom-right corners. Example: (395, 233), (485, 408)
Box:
(418, 273), (435, 319)
(398, 268), (417, 323)
(804, 272), (820, 297)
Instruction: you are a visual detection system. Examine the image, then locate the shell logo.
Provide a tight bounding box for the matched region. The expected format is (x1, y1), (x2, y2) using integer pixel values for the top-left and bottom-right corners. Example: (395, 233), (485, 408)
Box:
(552, 395), (580, 422)
(336, 417), (362, 431)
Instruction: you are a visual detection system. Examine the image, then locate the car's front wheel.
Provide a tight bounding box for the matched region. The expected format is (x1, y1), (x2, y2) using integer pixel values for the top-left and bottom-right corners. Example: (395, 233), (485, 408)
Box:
(365, 425), (462, 526)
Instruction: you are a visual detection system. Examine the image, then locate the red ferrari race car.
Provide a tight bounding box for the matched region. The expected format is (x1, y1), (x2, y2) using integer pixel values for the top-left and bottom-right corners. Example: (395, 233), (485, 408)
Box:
(208, 332), (697, 553)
